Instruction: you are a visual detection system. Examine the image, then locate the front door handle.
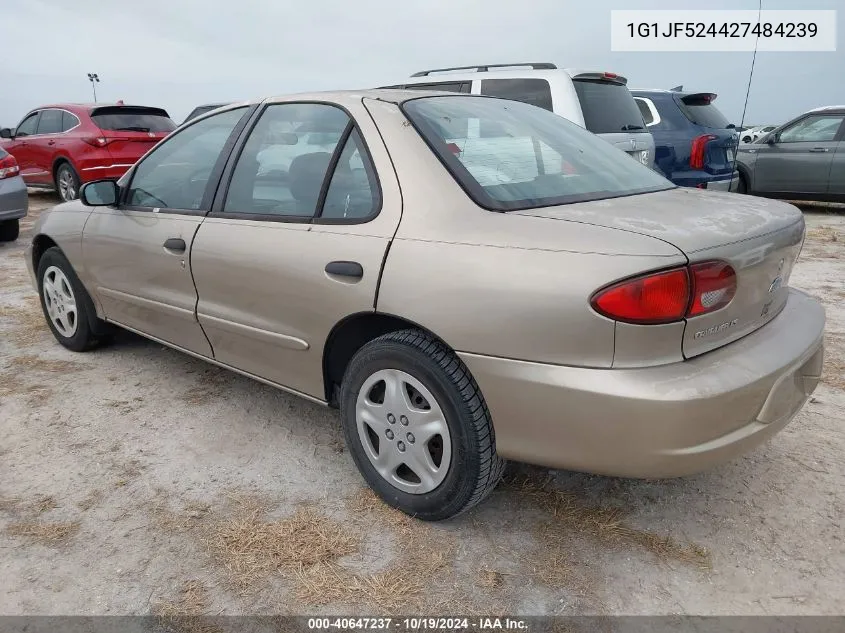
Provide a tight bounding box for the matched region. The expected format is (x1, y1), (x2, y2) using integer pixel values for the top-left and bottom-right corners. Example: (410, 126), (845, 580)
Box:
(809, 147), (830, 153)
(163, 237), (186, 252)
(325, 261), (363, 278)
(47, 140), (56, 146)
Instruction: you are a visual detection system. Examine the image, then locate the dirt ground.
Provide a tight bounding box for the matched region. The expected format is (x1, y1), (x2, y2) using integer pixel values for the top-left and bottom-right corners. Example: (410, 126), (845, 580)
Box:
(1, 191), (843, 617)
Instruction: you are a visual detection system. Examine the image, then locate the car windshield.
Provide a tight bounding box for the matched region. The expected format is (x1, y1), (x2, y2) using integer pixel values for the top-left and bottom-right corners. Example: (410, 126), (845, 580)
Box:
(402, 96), (673, 211)
(572, 79), (646, 133)
(91, 107), (176, 133)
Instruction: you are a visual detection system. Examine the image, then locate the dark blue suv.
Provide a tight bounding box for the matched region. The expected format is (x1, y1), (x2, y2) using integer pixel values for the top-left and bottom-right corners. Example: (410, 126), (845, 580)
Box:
(632, 90), (739, 191)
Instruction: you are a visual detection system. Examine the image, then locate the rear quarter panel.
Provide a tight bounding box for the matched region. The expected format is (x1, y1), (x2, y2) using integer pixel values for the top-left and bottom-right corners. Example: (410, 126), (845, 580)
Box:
(365, 97), (686, 368)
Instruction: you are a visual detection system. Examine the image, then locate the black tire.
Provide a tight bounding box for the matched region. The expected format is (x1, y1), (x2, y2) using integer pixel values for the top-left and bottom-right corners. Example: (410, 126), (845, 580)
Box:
(55, 162), (80, 202)
(340, 329), (505, 521)
(0, 218), (19, 242)
(737, 173), (748, 195)
(37, 246), (110, 352)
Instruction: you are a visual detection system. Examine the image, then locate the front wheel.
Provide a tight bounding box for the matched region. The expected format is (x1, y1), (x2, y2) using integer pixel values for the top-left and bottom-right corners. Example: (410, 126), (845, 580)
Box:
(736, 173), (748, 194)
(340, 330), (505, 521)
(37, 247), (109, 352)
(55, 163), (80, 202)
(0, 218), (19, 242)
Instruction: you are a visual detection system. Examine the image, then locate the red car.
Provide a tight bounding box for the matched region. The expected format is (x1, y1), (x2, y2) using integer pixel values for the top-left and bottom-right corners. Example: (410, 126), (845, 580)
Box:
(0, 103), (176, 202)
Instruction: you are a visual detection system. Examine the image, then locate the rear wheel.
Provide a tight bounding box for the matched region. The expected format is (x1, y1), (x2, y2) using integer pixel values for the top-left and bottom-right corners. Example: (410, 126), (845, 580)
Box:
(37, 247), (109, 351)
(0, 218), (19, 242)
(55, 163), (80, 202)
(737, 173), (748, 194)
(340, 330), (505, 521)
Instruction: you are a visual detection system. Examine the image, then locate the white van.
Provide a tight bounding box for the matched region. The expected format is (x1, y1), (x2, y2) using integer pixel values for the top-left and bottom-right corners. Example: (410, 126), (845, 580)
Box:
(380, 62), (655, 168)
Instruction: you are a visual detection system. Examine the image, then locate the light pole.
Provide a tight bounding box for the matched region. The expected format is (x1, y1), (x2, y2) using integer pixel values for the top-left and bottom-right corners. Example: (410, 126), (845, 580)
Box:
(87, 73), (100, 102)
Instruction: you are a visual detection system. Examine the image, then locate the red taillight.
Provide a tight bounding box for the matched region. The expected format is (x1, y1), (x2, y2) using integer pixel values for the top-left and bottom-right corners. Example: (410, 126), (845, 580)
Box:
(591, 260), (737, 324)
(0, 154), (20, 179)
(591, 268), (690, 324)
(82, 136), (113, 148)
(690, 134), (717, 169)
(603, 72), (618, 79)
(688, 261), (737, 317)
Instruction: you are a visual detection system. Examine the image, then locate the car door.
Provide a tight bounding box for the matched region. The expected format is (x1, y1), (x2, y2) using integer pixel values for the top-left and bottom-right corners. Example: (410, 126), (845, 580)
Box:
(753, 114), (844, 195)
(829, 138), (845, 198)
(190, 99), (402, 399)
(7, 111), (41, 180)
(82, 106), (252, 355)
(28, 108), (65, 186)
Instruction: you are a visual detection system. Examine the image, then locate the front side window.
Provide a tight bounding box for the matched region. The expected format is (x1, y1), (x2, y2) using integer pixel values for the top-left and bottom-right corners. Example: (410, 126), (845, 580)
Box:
(480, 78), (553, 112)
(403, 96), (672, 211)
(15, 112), (40, 137)
(223, 103), (349, 217)
(778, 115), (844, 143)
(37, 109), (64, 135)
(127, 107), (247, 210)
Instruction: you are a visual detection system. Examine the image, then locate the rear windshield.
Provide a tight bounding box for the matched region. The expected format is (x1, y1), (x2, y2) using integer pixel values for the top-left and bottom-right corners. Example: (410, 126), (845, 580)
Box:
(91, 107), (176, 133)
(572, 79), (646, 134)
(676, 96), (731, 129)
(403, 96), (672, 211)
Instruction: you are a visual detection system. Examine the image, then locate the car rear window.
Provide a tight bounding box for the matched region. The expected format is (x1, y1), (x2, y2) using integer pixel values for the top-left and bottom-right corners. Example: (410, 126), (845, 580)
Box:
(91, 106), (176, 133)
(572, 79), (646, 134)
(403, 96), (672, 211)
(480, 78), (553, 112)
(676, 94), (731, 129)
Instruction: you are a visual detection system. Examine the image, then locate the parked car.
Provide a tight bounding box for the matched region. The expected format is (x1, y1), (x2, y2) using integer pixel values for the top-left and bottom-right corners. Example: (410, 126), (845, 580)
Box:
(0, 146), (28, 241)
(742, 125), (777, 144)
(0, 104), (176, 202)
(183, 103), (232, 124)
(735, 106), (845, 202)
(25, 91), (823, 520)
(633, 90), (739, 190)
(380, 62), (655, 168)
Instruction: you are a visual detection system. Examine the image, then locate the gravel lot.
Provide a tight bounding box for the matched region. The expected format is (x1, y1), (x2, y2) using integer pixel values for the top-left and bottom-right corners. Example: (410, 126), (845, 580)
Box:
(1, 191), (844, 617)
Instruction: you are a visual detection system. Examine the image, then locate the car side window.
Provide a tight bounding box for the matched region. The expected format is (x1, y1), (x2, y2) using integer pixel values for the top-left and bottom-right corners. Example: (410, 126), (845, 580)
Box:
(223, 103), (349, 218)
(480, 78), (554, 112)
(778, 115), (845, 144)
(126, 107), (248, 210)
(401, 82), (471, 93)
(15, 112), (40, 137)
(36, 109), (63, 135)
(61, 111), (80, 132)
(320, 129), (380, 220)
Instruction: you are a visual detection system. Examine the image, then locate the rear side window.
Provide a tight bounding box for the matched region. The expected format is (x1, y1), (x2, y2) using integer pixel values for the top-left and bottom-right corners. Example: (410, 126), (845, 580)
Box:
(572, 80), (645, 134)
(635, 99), (654, 125)
(480, 78), (553, 112)
(403, 96), (671, 211)
(61, 111), (80, 132)
(36, 109), (63, 135)
(91, 106), (176, 133)
(676, 95), (731, 129)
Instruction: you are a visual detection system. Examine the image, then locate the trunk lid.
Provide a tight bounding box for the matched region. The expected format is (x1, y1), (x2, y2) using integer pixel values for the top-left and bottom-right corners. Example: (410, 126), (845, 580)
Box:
(514, 187), (805, 357)
(90, 105), (176, 166)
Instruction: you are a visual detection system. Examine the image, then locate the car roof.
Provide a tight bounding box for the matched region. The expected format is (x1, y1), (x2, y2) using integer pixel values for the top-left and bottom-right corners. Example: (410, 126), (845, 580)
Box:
(257, 89), (480, 106)
(393, 68), (626, 84)
(808, 105), (845, 114)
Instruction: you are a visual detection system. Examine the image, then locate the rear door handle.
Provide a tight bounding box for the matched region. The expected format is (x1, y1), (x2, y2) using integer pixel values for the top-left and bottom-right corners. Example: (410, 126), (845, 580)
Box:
(47, 140), (55, 146)
(809, 147), (830, 153)
(325, 261), (363, 278)
(163, 237), (186, 252)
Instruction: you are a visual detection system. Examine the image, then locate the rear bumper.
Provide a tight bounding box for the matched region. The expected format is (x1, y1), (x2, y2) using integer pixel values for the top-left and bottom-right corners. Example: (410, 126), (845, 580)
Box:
(460, 289), (824, 478)
(673, 171), (738, 190)
(0, 175), (28, 220)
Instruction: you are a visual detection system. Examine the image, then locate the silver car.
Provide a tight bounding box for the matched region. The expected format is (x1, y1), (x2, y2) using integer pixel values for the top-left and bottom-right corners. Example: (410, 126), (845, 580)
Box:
(736, 106), (845, 202)
(25, 91), (824, 520)
(0, 146), (27, 241)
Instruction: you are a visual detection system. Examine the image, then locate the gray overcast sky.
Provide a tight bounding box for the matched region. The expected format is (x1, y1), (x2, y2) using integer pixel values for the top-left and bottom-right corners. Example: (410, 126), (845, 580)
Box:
(1, 0), (842, 125)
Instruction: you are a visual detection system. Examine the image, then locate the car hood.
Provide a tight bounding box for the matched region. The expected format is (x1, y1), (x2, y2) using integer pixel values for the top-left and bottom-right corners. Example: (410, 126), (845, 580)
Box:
(511, 186), (801, 254)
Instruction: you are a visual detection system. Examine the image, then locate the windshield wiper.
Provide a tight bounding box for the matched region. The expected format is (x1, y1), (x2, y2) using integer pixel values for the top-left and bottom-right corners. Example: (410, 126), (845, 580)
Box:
(116, 126), (151, 132)
(621, 124), (644, 131)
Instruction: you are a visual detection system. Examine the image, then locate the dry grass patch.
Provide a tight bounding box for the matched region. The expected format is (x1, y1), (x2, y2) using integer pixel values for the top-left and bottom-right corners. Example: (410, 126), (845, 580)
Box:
(505, 474), (711, 571)
(151, 498), (213, 533)
(806, 225), (840, 242)
(5, 520), (79, 544)
(9, 354), (87, 373)
(476, 568), (505, 589)
(205, 497), (360, 591)
(32, 494), (58, 514)
(0, 296), (50, 347)
(77, 489), (104, 512)
(822, 333), (845, 390)
(153, 580), (224, 633)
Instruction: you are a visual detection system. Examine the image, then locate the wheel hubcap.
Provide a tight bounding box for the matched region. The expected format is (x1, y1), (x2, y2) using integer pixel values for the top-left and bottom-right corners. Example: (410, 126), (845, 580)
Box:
(356, 369), (452, 495)
(58, 169), (76, 201)
(42, 266), (78, 337)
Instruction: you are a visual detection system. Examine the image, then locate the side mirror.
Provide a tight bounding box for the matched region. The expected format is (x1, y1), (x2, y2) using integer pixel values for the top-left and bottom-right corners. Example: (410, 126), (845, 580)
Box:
(80, 180), (119, 206)
(0, 128), (12, 139)
(766, 133), (778, 145)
